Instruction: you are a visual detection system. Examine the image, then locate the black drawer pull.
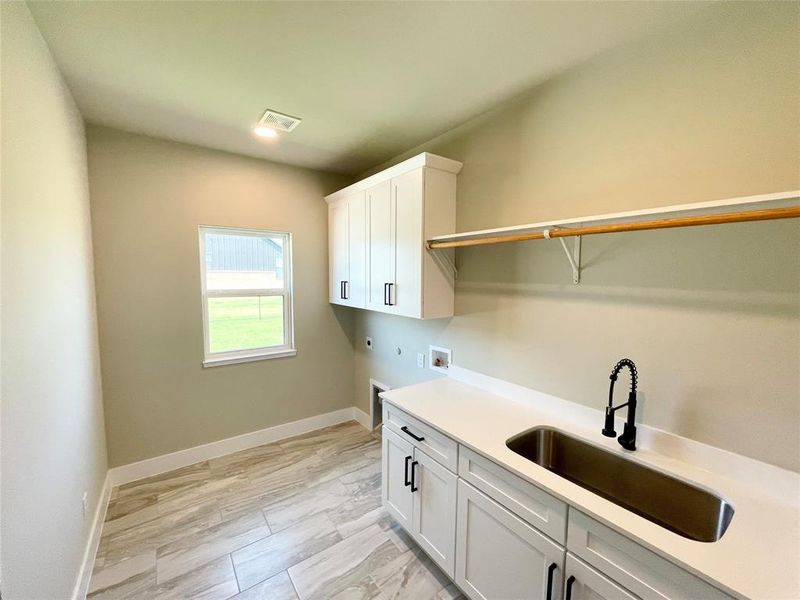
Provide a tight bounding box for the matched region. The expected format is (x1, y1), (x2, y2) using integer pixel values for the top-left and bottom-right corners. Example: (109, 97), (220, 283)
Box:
(410, 460), (419, 492)
(404, 455), (412, 486)
(545, 563), (558, 600)
(401, 426), (425, 442)
(565, 576), (576, 600)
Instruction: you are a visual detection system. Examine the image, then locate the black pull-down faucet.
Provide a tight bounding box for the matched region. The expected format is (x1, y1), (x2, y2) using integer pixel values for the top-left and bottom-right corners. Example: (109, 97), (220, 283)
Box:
(602, 358), (638, 451)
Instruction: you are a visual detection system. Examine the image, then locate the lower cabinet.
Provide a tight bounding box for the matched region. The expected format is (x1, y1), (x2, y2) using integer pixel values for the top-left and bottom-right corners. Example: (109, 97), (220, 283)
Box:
(381, 404), (732, 600)
(456, 480), (565, 600)
(413, 446), (458, 575)
(381, 428), (457, 577)
(382, 427), (413, 531)
(564, 554), (638, 600)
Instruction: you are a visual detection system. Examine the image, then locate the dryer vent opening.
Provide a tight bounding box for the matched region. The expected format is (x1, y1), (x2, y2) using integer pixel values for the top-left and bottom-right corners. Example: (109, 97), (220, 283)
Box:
(369, 379), (390, 431)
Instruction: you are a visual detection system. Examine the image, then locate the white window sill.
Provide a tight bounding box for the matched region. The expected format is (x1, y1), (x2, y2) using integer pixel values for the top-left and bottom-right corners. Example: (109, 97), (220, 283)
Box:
(202, 348), (297, 368)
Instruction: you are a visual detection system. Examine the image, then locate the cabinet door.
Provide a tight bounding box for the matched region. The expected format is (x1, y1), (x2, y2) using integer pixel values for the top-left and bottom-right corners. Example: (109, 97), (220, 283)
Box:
(391, 168), (423, 318)
(567, 511), (731, 600)
(328, 198), (348, 305)
(456, 480), (565, 600)
(366, 180), (394, 312)
(411, 447), (457, 577)
(564, 554), (639, 600)
(346, 191), (367, 308)
(382, 428), (413, 531)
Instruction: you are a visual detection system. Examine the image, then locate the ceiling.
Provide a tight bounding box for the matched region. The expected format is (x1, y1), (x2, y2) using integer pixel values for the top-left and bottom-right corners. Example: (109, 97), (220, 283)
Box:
(29, 1), (708, 175)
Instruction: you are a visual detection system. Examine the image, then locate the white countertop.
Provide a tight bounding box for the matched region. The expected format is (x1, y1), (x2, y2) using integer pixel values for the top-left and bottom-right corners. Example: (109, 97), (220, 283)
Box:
(379, 369), (800, 600)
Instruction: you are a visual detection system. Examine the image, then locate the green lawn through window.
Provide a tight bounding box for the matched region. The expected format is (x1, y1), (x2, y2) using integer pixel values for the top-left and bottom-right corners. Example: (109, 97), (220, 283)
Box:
(208, 296), (284, 353)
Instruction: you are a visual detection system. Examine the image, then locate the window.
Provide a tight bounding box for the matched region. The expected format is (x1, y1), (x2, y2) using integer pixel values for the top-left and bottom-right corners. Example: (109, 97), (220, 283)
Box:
(199, 226), (295, 366)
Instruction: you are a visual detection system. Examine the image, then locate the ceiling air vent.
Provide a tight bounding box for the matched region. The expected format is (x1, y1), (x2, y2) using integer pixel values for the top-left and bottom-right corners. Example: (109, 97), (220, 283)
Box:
(258, 109), (302, 132)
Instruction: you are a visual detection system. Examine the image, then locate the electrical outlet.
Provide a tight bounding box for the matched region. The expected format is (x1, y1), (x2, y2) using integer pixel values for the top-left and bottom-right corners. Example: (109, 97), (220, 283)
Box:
(417, 353), (425, 368)
(82, 491), (89, 520)
(365, 337), (373, 350)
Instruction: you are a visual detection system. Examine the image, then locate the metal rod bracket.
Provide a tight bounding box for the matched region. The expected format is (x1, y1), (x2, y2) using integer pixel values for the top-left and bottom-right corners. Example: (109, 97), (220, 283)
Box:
(429, 246), (458, 279)
(547, 229), (581, 284)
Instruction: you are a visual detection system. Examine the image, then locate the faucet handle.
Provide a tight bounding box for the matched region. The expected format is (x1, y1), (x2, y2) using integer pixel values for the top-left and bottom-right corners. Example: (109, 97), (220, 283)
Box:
(602, 406), (616, 437)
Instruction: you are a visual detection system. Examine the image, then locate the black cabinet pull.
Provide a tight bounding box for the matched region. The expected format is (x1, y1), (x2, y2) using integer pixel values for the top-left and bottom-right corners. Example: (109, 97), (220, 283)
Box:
(410, 460), (419, 492)
(401, 426), (425, 442)
(387, 282), (394, 306)
(404, 455), (412, 486)
(545, 563), (557, 600)
(343, 280), (349, 299)
(383, 282), (389, 305)
(340, 281), (345, 299)
(565, 576), (576, 600)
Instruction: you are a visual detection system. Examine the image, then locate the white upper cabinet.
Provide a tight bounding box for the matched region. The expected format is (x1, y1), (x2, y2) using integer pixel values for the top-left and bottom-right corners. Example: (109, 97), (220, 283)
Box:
(326, 153), (461, 319)
(328, 191), (366, 308)
(366, 180), (394, 312)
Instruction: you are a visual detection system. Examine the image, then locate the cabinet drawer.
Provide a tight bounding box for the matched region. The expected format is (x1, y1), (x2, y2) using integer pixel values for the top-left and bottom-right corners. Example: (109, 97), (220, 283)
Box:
(565, 553), (639, 600)
(567, 511), (732, 600)
(459, 446), (567, 544)
(383, 403), (457, 472)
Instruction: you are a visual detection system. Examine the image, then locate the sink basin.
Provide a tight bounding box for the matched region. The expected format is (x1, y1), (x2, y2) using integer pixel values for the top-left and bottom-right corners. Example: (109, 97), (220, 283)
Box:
(506, 427), (734, 542)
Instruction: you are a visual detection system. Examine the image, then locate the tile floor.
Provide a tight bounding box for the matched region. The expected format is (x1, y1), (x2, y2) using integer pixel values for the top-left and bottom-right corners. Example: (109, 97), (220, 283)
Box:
(88, 421), (464, 600)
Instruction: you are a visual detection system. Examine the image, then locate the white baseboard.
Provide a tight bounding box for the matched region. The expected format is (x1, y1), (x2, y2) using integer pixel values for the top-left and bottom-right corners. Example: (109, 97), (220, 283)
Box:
(108, 407), (371, 487)
(353, 406), (371, 430)
(72, 471), (111, 600)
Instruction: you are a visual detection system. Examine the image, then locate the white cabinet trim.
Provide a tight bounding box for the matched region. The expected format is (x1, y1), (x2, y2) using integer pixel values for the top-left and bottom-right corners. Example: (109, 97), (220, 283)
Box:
(325, 152), (462, 203)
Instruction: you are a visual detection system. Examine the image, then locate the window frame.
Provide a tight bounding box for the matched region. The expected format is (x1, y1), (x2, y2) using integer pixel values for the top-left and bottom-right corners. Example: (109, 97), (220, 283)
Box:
(198, 225), (296, 367)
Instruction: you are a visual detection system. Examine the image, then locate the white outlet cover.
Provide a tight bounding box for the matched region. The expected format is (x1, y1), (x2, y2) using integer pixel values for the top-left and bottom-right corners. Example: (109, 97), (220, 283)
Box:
(417, 353), (425, 368)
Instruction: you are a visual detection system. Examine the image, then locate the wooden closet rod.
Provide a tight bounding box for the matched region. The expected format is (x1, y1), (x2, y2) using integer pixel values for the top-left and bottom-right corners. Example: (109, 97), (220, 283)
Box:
(427, 206), (800, 250)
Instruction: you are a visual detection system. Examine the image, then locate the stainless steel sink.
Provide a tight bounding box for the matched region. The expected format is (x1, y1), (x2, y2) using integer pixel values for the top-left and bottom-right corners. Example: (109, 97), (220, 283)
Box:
(506, 427), (734, 542)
